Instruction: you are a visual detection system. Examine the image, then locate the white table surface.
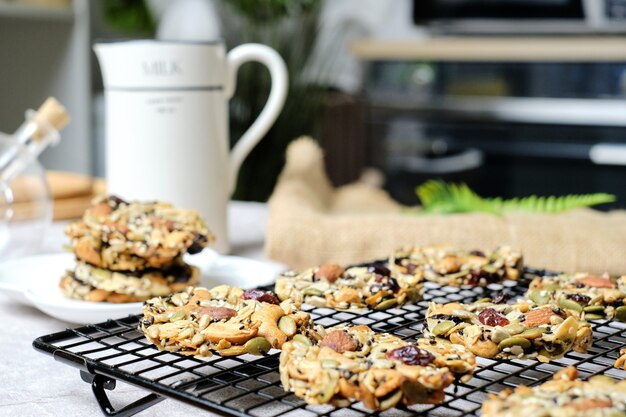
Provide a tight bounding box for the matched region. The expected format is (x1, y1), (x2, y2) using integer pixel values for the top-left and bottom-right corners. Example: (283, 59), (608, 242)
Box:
(0, 201), (283, 417)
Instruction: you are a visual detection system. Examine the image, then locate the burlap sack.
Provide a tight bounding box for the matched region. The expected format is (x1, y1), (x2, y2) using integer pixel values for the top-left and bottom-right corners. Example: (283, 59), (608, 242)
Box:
(265, 137), (626, 275)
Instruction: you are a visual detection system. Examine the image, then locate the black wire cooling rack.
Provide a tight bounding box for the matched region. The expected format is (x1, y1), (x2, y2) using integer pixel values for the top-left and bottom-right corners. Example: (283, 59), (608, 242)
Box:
(33, 267), (626, 417)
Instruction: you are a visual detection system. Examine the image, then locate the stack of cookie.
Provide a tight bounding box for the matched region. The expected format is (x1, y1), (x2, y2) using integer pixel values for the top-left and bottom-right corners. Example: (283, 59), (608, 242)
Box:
(60, 195), (214, 303)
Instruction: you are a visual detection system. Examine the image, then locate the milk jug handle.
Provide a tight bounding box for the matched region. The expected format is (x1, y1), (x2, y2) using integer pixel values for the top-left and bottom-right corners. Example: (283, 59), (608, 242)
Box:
(226, 44), (288, 196)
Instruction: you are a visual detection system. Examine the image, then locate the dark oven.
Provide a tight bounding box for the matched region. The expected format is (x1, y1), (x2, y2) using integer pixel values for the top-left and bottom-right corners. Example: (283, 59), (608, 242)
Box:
(364, 61), (626, 208)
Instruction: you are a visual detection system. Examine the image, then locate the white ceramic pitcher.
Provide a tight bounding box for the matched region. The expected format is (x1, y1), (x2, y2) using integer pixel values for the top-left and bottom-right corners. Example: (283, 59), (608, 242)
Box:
(94, 40), (288, 253)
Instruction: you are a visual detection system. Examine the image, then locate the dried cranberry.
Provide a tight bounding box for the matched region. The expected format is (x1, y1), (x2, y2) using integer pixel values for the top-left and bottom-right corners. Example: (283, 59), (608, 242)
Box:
(491, 292), (509, 304)
(469, 250), (486, 257)
(468, 269), (500, 286)
(242, 289), (280, 305)
(368, 263), (391, 277)
(478, 308), (510, 327)
(566, 293), (591, 306)
(386, 345), (435, 366)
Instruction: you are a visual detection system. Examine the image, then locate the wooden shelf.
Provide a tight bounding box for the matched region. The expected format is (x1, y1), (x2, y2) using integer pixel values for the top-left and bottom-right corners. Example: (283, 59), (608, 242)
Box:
(0, 2), (73, 22)
(352, 36), (626, 62)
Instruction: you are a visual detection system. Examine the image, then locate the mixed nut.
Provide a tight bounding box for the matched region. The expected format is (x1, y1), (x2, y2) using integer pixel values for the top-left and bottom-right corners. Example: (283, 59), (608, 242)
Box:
(424, 300), (593, 361)
(279, 324), (476, 410)
(140, 285), (320, 356)
(275, 261), (423, 311)
(391, 245), (523, 287)
(526, 272), (626, 322)
(482, 367), (626, 417)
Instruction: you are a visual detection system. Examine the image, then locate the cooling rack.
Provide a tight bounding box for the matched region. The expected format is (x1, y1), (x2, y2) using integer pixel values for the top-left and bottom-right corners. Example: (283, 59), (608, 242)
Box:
(33, 267), (626, 417)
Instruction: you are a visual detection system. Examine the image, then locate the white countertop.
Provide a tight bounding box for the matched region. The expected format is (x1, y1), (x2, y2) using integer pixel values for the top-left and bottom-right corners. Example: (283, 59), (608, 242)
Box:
(0, 201), (280, 417)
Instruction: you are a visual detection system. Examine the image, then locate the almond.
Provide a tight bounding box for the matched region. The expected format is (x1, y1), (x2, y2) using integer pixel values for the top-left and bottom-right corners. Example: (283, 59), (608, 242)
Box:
(88, 202), (112, 218)
(576, 275), (614, 289)
(198, 306), (237, 321)
(314, 263), (345, 283)
(320, 330), (357, 353)
(75, 240), (102, 266)
(435, 256), (461, 274)
(523, 307), (564, 328)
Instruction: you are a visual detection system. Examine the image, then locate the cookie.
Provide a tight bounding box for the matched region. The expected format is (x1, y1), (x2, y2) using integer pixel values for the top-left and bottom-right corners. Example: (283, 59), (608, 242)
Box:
(140, 286), (319, 357)
(275, 262), (423, 311)
(279, 324), (476, 411)
(526, 272), (626, 321)
(65, 195), (214, 271)
(424, 300), (593, 361)
(59, 261), (200, 303)
(391, 245), (523, 287)
(482, 367), (626, 417)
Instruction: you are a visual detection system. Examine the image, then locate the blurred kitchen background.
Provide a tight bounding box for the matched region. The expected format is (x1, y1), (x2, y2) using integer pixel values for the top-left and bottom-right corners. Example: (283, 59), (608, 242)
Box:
(1, 0), (625, 206)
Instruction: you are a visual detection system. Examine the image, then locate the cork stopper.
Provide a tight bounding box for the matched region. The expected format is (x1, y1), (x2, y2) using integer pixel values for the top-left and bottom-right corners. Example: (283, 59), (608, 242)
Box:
(33, 97), (70, 139)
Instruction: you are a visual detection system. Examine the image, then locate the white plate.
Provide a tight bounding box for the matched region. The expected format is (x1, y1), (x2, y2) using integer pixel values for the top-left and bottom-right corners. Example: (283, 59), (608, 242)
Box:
(0, 250), (278, 324)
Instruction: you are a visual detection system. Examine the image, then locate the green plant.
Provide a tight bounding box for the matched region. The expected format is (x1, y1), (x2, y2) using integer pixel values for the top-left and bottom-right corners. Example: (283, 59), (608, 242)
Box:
(102, 0), (156, 36)
(414, 180), (616, 215)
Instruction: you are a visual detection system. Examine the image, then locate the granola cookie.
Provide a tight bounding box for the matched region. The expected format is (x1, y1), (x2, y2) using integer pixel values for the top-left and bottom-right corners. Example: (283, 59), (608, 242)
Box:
(424, 300), (593, 361)
(275, 262), (423, 311)
(279, 324), (476, 411)
(482, 367), (626, 417)
(526, 272), (626, 321)
(59, 260), (200, 303)
(391, 245), (523, 287)
(66, 195), (214, 271)
(140, 286), (319, 357)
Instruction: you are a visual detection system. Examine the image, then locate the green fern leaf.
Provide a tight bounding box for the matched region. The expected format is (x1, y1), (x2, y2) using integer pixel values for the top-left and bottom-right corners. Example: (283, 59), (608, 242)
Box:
(414, 180), (616, 215)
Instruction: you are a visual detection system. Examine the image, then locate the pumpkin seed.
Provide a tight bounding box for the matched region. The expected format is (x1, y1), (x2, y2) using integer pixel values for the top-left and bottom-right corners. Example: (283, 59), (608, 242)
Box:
(474, 297), (491, 304)
(303, 288), (323, 296)
(584, 313), (605, 321)
(519, 328), (544, 340)
(432, 320), (455, 336)
(321, 359), (339, 369)
(378, 389), (403, 411)
(583, 305), (605, 314)
(92, 268), (112, 280)
(292, 334), (312, 346)
(498, 336), (531, 350)
(529, 290), (550, 306)
(244, 337), (271, 355)
(375, 298), (397, 310)
(169, 310), (186, 322)
(558, 298), (583, 313)
(615, 306), (626, 321)
(278, 316), (297, 336)
(503, 323), (525, 335)
(542, 284), (560, 291)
